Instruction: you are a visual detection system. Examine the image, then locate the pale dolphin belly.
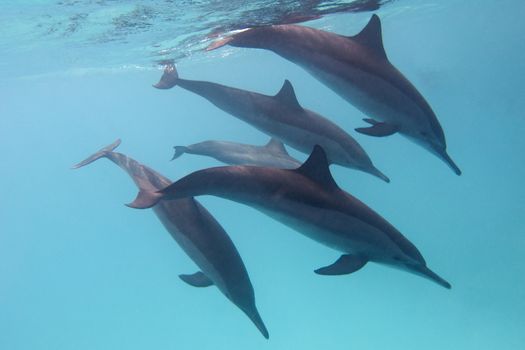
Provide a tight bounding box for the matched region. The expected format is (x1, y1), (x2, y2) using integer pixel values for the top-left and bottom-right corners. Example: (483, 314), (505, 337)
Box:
(153, 202), (229, 295)
(248, 113), (359, 167)
(251, 198), (406, 261)
(305, 63), (430, 132)
(214, 150), (298, 168)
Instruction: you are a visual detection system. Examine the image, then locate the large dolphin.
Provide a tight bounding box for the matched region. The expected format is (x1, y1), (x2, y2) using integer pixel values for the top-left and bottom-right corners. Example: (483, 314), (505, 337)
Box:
(72, 139), (269, 339)
(154, 65), (389, 182)
(172, 138), (302, 169)
(128, 145), (451, 289)
(207, 15), (461, 175)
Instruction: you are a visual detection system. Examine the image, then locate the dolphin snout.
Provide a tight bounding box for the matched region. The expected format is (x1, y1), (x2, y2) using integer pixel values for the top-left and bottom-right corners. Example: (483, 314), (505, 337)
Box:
(409, 264), (451, 289)
(436, 148), (462, 176)
(368, 166), (390, 183)
(244, 308), (269, 339)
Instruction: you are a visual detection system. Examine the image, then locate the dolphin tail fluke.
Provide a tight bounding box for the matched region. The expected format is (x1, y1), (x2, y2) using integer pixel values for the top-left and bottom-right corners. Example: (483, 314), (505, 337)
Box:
(369, 166), (390, 183)
(414, 265), (451, 289)
(171, 146), (188, 161)
(126, 189), (163, 209)
(206, 36), (234, 51)
(153, 64), (179, 89)
(71, 139), (121, 169)
(247, 309), (269, 339)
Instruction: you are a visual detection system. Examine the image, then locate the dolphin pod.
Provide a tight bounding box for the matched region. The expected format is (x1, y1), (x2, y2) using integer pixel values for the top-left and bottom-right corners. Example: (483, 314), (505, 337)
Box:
(172, 138), (302, 169)
(128, 145), (451, 289)
(73, 13), (456, 339)
(72, 140), (269, 339)
(208, 14), (461, 175)
(154, 64), (389, 182)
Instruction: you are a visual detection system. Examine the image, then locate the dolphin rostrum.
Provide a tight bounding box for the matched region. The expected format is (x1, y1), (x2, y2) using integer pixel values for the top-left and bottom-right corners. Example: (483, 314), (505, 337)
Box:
(207, 15), (461, 175)
(72, 139), (269, 339)
(154, 65), (389, 182)
(128, 145), (451, 289)
(172, 138), (302, 169)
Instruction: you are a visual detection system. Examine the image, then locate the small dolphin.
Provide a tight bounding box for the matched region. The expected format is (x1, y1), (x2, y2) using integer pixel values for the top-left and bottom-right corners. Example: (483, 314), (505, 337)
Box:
(207, 15), (461, 175)
(154, 65), (389, 182)
(172, 138), (302, 169)
(128, 145), (451, 289)
(72, 139), (269, 339)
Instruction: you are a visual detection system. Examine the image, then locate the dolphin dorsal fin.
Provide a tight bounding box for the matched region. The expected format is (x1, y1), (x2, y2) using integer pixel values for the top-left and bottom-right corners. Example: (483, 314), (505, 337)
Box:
(265, 138), (289, 155)
(351, 14), (387, 59)
(275, 80), (303, 110)
(295, 145), (339, 191)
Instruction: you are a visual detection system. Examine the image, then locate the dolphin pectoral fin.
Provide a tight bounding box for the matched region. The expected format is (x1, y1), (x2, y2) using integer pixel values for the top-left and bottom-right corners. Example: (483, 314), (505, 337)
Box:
(314, 255), (368, 275)
(125, 189), (162, 209)
(355, 122), (398, 137)
(363, 118), (380, 125)
(179, 271), (214, 287)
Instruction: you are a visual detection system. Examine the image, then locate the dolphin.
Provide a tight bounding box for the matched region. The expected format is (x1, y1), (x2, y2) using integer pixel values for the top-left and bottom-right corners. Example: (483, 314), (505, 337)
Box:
(207, 14), (461, 175)
(172, 138), (302, 169)
(128, 145), (451, 289)
(72, 139), (269, 339)
(154, 64), (389, 182)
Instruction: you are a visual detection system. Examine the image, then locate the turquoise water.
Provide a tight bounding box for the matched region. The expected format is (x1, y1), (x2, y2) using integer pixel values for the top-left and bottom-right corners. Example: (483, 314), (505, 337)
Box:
(2, 1), (525, 349)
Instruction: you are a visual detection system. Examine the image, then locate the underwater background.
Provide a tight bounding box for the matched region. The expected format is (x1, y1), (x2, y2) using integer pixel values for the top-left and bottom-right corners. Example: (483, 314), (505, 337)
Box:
(1, 0), (524, 349)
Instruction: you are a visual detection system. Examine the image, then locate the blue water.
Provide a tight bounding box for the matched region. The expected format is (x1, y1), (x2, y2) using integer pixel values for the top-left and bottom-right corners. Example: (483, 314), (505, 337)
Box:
(2, 1), (525, 349)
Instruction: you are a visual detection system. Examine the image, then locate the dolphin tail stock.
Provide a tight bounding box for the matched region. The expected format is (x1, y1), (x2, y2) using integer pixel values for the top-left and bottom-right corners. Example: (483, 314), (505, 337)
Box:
(125, 189), (163, 209)
(71, 139), (121, 169)
(171, 146), (188, 161)
(153, 64), (179, 90)
(411, 264), (451, 289)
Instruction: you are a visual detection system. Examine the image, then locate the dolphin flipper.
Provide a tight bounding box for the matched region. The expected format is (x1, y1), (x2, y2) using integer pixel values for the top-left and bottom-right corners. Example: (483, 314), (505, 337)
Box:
(179, 271), (214, 287)
(355, 122), (398, 137)
(363, 118), (380, 125)
(314, 254), (368, 275)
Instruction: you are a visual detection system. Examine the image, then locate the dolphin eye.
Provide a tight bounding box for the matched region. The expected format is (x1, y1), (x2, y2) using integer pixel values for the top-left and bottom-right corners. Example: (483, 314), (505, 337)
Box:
(420, 131), (428, 137)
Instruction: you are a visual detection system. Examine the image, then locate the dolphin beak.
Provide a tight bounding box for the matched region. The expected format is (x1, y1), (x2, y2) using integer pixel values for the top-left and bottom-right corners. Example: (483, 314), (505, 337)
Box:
(410, 264), (451, 289)
(245, 309), (269, 339)
(436, 148), (462, 176)
(369, 166), (390, 183)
